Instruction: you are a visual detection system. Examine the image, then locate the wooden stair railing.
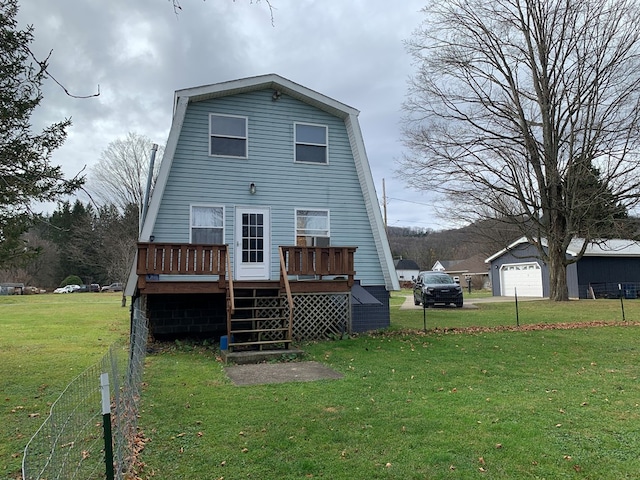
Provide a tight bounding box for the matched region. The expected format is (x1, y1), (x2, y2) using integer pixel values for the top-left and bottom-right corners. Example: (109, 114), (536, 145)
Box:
(226, 286), (292, 351)
(224, 249), (297, 352)
(225, 249), (235, 342)
(279, 247), (294, 344)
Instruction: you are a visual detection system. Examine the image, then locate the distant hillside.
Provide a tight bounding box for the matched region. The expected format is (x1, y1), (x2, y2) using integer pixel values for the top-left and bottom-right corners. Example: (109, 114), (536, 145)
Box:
(387, 220), (523, 270)
(388, 216), (640, 271)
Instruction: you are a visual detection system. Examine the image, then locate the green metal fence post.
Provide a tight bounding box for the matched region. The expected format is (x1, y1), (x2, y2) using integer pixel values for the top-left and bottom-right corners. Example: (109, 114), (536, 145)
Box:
(100, 373), (115, 480)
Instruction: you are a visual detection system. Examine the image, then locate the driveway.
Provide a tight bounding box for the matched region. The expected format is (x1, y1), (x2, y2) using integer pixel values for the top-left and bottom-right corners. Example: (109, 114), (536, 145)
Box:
(399, 294), (545, 310)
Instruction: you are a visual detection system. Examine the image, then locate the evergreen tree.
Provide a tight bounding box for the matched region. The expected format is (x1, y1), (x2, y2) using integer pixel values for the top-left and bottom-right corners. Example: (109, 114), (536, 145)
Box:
(0, 0), (83, 267)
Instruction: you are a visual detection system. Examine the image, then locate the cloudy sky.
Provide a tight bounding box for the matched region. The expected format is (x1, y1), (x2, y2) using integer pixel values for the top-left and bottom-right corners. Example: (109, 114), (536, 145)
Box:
(17, 0), (453, 231)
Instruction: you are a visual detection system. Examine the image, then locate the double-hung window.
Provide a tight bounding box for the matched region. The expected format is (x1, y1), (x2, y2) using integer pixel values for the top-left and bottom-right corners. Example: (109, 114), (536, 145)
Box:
(294, 123), (327, 164)
(209, 114), (247, 158)
(295, 209), (330, 246)
(191, 205), (224, 244)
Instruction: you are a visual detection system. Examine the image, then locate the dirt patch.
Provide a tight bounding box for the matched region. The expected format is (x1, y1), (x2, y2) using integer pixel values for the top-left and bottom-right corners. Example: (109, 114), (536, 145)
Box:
(225, 361), (343, 386)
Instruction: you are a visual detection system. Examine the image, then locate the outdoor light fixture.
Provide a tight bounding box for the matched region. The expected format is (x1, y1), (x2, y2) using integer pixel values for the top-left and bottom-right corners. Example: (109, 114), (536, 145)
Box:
(272, 90), (281, 101)
(149, 235), (155, 242)
(249, 182), (256, 194)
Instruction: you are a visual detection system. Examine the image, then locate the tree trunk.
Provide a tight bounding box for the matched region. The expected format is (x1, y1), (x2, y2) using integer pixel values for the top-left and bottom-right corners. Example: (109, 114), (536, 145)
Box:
(547, 239), (569, 301)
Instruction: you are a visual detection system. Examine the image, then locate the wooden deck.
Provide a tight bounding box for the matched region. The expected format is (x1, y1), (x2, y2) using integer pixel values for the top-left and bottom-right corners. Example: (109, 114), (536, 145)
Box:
(134, 243), (356, 294)
(134, 243), (357, 352)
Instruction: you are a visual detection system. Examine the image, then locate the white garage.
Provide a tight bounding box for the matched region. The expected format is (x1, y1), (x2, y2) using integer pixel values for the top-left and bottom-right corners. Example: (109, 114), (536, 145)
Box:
(500, 262), (543, 297)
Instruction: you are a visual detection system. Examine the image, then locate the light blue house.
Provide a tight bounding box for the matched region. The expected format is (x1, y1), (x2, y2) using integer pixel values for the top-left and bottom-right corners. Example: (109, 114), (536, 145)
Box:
(127, 74), (399, 350)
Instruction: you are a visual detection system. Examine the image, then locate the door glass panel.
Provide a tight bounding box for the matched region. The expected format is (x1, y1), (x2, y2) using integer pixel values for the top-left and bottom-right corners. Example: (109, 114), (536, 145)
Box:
(241, 212), (264, 263)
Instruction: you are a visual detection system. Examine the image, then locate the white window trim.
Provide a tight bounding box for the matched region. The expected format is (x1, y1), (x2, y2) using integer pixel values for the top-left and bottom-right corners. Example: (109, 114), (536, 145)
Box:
(209, 113), (248, 159)
(294, 208), (330, 244)
(189, 204), (225, 244)
(294, 122), (328, 164)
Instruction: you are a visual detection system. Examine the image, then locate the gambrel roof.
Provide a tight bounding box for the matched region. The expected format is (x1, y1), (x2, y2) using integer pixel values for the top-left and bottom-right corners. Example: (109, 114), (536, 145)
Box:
(138, 74), (399, 291)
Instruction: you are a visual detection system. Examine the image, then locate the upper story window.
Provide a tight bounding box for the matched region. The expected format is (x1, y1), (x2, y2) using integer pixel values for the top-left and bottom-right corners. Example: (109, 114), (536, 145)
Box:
(191, 205), (224, 244)
(209, 114), (247, 158)
(296, 209), (330, 246)
(295, 123), (327, 164)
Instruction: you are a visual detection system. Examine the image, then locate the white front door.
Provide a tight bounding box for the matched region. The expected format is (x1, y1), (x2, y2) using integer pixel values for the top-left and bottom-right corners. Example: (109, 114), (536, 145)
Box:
(235, 207), (271, 280)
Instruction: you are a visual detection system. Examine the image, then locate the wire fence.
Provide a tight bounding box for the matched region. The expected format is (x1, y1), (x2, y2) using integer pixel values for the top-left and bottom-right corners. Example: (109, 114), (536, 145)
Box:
(581, 282), (640, 299)
(22, 297), (149, 480)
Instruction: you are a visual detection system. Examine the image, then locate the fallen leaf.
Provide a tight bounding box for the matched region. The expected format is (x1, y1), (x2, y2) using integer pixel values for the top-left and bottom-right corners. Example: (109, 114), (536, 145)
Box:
(197, 431), (204, 437)
(449, 465), (456, 470)
(385, 462), (392, 468)
(82, 450), (90, 460)
(176, 433), (185, 438)
(478, 457), (485, 465)
(241, 448), (249, 453)
(28, 413), (40, 418)
(573, 465), (582, 472)
(495, 443), (503, 449)
(479, 467), (486, 472)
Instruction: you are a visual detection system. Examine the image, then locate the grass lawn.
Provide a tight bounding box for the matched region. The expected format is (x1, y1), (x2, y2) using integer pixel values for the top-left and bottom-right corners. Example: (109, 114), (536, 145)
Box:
(3, 293), (640, 479)
(0, 293), (130, 479)
(137, 296), (640, 479)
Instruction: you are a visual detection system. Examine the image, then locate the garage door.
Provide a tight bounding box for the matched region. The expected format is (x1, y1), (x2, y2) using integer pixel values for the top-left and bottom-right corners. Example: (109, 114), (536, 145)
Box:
(500, 262), (543, 297)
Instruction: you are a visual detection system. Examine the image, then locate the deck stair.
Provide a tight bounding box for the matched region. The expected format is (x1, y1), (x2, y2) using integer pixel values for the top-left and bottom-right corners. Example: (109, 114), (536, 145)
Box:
(227, 285), (292, 351)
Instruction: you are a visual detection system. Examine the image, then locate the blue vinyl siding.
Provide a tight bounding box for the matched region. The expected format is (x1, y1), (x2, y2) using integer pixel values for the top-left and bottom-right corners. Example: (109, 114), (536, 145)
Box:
(152, 88), (385, 285)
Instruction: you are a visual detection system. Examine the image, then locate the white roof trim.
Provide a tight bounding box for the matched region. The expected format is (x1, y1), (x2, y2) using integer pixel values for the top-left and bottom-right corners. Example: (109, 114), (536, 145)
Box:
(485, 237), (640, 265)
(174, 74), (359, 119)
(345, 114), (399, 291)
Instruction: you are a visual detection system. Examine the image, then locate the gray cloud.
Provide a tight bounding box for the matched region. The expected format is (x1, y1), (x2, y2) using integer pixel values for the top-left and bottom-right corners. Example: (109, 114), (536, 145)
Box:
(17, 0), (447, 229)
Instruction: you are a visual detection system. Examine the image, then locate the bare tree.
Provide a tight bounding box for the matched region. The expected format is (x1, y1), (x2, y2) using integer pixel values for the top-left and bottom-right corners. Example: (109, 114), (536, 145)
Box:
(170, 0), (275, 23)
(400, 0), (640, 301)
(89, 132), (163, 213)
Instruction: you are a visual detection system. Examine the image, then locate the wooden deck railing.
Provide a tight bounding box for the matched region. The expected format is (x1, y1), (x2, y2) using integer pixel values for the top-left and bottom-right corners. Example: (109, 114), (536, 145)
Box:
(136, 243), (357, 286)
(136, 243), (228, 288)
(279, 246), (357, 286)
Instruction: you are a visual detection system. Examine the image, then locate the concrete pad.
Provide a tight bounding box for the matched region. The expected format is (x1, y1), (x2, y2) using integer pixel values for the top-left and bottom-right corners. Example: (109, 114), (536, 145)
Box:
(225, 361), (343, 386)
(221, 348), (305, 365)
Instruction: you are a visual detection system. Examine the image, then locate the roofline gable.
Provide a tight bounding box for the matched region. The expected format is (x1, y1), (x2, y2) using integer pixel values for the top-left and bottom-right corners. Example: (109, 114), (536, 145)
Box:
(174, 74), (359, 119)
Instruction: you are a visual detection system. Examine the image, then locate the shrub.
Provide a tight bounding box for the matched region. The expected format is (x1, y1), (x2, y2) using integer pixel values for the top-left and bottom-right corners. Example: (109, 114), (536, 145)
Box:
(60, 275), (82, 287)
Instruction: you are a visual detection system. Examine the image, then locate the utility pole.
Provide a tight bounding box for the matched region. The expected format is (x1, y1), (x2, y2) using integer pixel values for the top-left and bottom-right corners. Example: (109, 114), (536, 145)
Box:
(382, 178), (388, 229)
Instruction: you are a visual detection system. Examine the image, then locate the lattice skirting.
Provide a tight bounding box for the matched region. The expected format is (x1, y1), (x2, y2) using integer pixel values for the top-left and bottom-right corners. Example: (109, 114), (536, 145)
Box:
(291, 292), (351, 341)
(244, 292), (351, 342)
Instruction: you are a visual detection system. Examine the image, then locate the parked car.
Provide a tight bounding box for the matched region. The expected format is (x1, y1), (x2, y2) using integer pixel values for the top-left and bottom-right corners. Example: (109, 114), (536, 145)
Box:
(78, 284), (101, 292)
(101, 282), (123, 292)
(53, 285), (75, 294)
(413, 271), (463, 308)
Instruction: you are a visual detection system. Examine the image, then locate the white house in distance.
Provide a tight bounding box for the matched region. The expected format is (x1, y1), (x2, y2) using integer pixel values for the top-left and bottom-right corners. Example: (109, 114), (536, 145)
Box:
(394, 258), (420, 284)
(126, 74), (399, 352)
